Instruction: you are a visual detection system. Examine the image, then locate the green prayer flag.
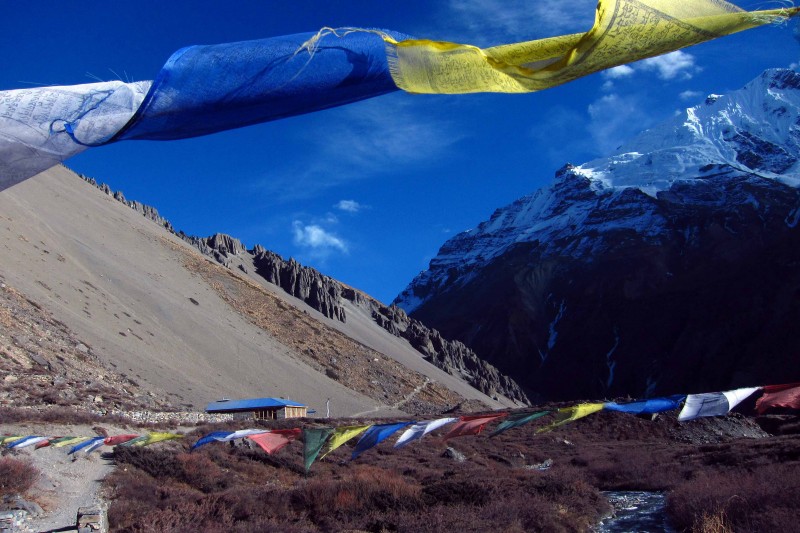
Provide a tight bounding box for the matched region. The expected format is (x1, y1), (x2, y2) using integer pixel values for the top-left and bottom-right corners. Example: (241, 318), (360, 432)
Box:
(489, 411), (550, 437)
(303, 427), (334, 473)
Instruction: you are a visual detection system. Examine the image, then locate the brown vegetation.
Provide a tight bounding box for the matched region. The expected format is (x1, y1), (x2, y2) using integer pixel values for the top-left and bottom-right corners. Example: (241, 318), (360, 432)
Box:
(101, 410), (800, 532)
(0, 456), (39, 498)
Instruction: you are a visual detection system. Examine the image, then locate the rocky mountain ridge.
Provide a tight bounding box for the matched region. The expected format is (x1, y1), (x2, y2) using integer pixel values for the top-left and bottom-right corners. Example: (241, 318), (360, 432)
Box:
(394, 68), (800, 401)
(78, 173), (529, 405)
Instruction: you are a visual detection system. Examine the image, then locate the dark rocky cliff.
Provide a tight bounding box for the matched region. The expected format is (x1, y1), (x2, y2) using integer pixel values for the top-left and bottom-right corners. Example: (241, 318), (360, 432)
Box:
(394, 70), (800, 402)
(408, 171), (800, 401)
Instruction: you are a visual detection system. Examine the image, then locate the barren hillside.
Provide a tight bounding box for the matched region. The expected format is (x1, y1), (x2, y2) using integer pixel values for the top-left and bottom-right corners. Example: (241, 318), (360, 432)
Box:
(0, 166), (506, 417)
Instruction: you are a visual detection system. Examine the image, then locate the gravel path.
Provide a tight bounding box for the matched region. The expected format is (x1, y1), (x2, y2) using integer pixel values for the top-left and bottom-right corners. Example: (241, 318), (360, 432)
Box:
(4, 423), (121, 532)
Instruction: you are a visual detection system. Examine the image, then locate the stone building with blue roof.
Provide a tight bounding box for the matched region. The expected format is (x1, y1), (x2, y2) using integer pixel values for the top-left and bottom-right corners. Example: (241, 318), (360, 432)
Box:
(205, 397), (308, 420)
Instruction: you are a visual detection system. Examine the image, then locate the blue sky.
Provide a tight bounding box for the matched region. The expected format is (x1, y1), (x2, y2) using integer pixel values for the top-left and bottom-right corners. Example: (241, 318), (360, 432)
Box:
(1, 1), (798, 303)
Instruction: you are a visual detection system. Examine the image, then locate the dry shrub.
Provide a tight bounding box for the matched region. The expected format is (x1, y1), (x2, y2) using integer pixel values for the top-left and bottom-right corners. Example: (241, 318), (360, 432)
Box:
(693, 508), (734, 533)
(113, 447), (229, 493)
(0, 457), (38, 497)
(667, 464), (800, 532)
(292, 464), (422, 521)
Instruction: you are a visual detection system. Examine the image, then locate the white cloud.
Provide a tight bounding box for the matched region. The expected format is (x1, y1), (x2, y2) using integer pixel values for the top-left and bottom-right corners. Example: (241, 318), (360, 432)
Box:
(679, 90), (703, 101)
(292, 221), (348, 254)
(638, 51), (699, 80)
(603, 65), (635, 80)
(587, 93), (648, 154)
(256, 94), (465, 202)
(336, 200), (363, 213)
(443, 0), (596, 45)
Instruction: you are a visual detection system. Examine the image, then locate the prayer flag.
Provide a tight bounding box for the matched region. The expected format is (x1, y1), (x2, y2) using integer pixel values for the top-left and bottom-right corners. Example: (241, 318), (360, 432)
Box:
(386, 1), (799, 95)
(247, 429), (301, 455)
(191, 431), (235, 450)
(303, 427), (334, 472)
(489, 411), (550, 437)
(53, 437), (90, 448)
(756, 383), (800, 414)
(351, 422), (412, 460)
(537, 403), (605, 433)
(443, 413), (507, 441)
(191, 429), (267, 450)
(0, 436), (24, 446)
(678, 387), (760, 421)
(394, 418), (457, 448)
(84, 439), (106, 454)
(321, 425), (372, 459)
(119, 436), (148, 447)
(7, 436), (45, 449)
(69, 436), (104, 455)
(134, 432), (183, 446)
(604, 395), (686, 415)
(104, 434), (140, 446)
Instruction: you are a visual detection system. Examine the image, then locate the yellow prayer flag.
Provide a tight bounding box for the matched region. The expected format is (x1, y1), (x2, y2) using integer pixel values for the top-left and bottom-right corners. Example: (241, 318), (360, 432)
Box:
(537, 403), (605, 433)
(383, 0), (799, 94)
(134, 432), (183, 446)
(52, 436), (90, 448)
(320, 425), (372, 459)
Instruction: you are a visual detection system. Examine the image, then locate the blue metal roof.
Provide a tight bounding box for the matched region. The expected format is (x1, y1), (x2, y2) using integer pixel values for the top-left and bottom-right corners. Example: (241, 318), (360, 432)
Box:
(205, 397), (306, 413)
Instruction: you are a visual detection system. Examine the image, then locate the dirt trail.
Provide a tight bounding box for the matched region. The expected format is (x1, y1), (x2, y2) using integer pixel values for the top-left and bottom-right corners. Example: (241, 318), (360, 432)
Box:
(4, 423), (135, 532)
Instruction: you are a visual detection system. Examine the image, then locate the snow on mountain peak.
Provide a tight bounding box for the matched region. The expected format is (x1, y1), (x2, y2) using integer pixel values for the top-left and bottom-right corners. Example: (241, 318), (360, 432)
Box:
(394, 69), (800, 313)
(577, 68), (800, 196)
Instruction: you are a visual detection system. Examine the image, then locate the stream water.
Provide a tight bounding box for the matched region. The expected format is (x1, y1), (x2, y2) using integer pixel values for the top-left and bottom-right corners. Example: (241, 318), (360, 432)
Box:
(594, 491), (677, 532)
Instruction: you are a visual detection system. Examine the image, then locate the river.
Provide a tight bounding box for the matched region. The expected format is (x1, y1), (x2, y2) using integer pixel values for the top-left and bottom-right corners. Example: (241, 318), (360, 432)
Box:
(595, 491), (677, 532)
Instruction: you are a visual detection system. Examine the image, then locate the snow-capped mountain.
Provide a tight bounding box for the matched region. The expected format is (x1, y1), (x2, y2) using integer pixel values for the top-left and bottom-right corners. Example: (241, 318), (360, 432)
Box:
(395, 69), (800, 401)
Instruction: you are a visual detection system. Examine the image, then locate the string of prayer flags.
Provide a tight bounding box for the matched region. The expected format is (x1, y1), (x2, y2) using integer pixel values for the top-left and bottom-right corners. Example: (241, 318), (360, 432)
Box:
(247, 429), (302, 455)
(489, 411), (550, 438)
(537, 403), (605, 434)
(443, 413), (508, 441)
(303, 427), (334, 473)
(351, 422), (412, 460)
(2, 1), (796, 190)
(394, 418), (458, 448)
(756, 383), (800, 414)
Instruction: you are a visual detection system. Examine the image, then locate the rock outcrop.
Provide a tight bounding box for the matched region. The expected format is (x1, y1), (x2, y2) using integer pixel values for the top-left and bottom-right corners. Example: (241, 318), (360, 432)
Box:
(251, 246), (346, 322)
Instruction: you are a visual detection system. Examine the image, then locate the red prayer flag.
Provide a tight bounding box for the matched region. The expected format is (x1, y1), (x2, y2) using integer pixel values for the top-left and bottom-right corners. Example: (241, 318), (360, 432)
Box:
(248, 429), (301, 455)
(443, 413), (507, 441)
(756, 383), (800, 414)
(104, 434), (140, 446)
